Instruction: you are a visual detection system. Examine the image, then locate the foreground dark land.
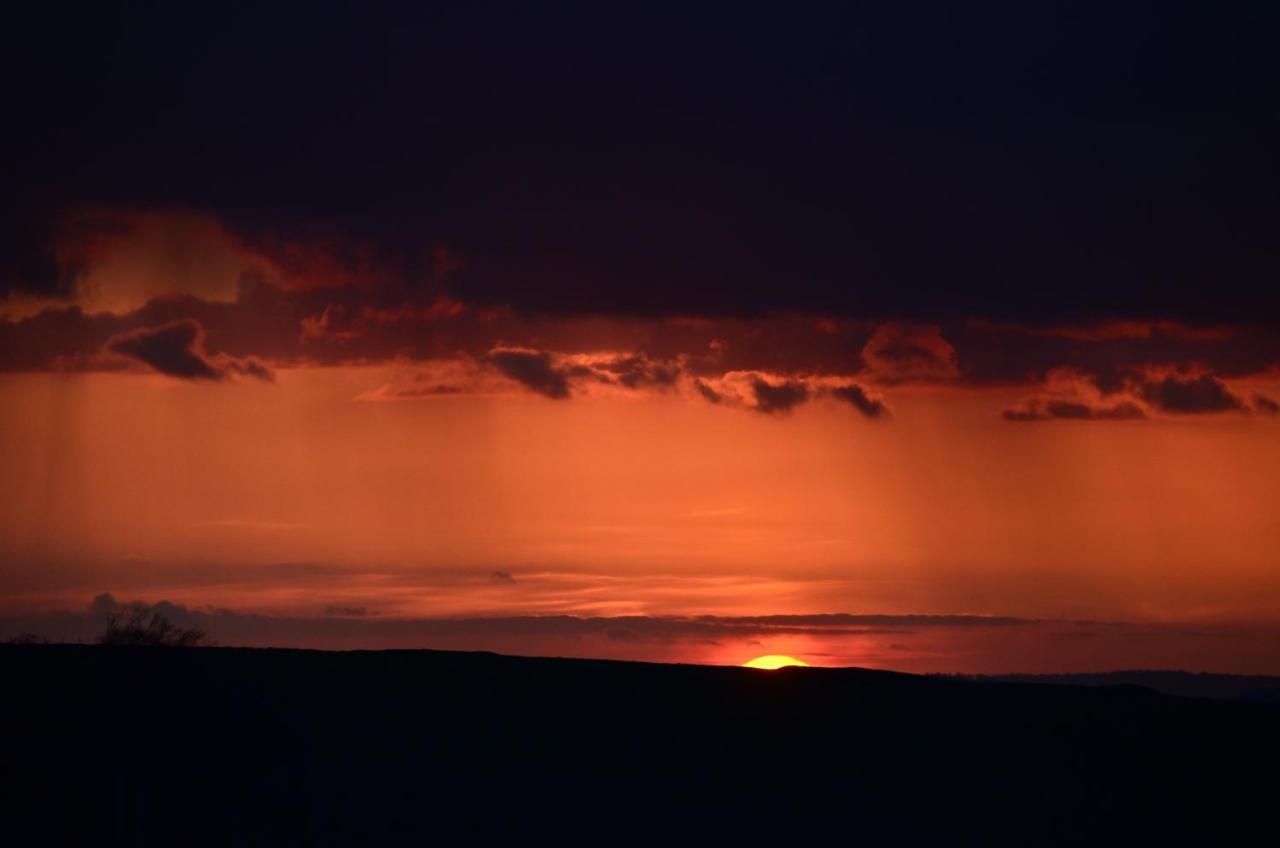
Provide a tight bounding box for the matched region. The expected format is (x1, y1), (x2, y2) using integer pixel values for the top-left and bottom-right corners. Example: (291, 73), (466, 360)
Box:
(3, 646), (1277, 845)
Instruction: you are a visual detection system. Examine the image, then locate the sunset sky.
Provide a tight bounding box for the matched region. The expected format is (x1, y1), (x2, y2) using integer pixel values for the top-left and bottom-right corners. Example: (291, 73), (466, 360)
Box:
(3, 4), (1279, 672)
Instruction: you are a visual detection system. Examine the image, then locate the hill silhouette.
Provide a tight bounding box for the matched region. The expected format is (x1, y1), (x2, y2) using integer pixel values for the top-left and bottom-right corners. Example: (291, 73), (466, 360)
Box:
(3, 645), (1277, 845)
(992, 670), (1280, 705)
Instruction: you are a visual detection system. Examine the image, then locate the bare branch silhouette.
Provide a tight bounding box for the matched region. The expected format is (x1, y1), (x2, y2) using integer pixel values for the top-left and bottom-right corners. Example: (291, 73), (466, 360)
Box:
(98, 604), (207, 647)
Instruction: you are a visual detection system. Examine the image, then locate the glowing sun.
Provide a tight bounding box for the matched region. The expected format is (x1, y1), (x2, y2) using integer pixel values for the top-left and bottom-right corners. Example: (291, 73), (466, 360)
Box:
(743, 655), (810, 670)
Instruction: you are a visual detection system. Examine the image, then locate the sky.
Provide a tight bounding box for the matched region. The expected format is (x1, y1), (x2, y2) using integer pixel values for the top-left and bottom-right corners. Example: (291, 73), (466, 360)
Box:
(2, 3), (1279, 672)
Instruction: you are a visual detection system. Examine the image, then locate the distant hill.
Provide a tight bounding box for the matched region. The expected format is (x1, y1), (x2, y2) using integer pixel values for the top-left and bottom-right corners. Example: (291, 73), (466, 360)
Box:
(990, 670), (1280, 704)
(3, 646), (1277, 845)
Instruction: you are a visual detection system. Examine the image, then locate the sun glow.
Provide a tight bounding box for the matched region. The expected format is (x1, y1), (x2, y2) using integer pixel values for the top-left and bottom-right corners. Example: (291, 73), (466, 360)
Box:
(743, 655), (810, 670)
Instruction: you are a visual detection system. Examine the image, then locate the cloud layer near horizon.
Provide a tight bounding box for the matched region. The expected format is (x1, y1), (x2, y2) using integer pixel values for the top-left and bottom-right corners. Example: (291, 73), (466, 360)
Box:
(6, 593), (1280, 675)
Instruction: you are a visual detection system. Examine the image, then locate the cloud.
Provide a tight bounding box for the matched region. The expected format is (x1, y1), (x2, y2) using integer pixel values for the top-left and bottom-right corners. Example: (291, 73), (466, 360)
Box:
(1087, 365), (1131, 397)
(708, 613), (1032, 629)
(0, 208), (67, 304)
(751, 377), (809, 414)
(861, 323), (960, 384)
(482, 347), (689, 400)
(490, 570), (516, 584)
(7, 5), (1280, 333)
(4, 238), (1278, 429)
(485, 347), (571, 398)
(1136, 374), (1245, 414)
(106, 320), (223, 379)
(353, 358), (498, 401)
(4, 233), (1278, 409)
(691, 372), (893, 418)
(357, 382), (465, 401)
(324, 606), (370, 617)
(10, 595), (1280, 675)
(982, 320), (1237, 344)
(1002, 365), (1274, 422)
(605, 627), (647, 643)
(829, 383), (889, 419)
(949, 321), (1280, 390)
(104, 319), (274, 381)
(1003, 399), (1146, 422)
(88, 592), (120, 617)
(3, 209), (248, 318)
(13, 597), (1052, 648)
(693, 379), (723, 404)
(589, 354), (680, 389)
(228, 357), (274, 381)
(1253, 394), (1279, 415)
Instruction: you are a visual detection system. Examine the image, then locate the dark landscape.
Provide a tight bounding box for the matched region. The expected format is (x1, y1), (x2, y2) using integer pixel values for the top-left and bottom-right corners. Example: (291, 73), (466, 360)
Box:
(4, 644), (1278, 845)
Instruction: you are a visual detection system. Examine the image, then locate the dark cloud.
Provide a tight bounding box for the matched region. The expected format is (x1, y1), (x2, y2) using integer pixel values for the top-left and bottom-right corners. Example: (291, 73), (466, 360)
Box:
(1253, 394), (1280, 415)
(88, 592), (120, 617)
(106, 320), (222, 380)
(605, 628), (646, 643)
(751, 378), (809, 414)
(490, 570), (516, 584)
(1001, 363), (1277, 422)
(709, 614), (1032, 629)
(0, 280), (315, 372)
(413, 377), (464, 393)
(1137, 374), (1245, 414)
(228, 357), (275, 381)
(104, 319), (274, 382)
(4, 272), (1278, 405)
(861, 323), (959, 384)
(368, 382), (465, 400)
(0, 208), (65, 298)
(693, 380), (723, 404)
(11, 599), (1280, 674)
(829, 383), (890, 419)
(485, 348), (570, 399)
(1003, 399), (1147, 422)
(324, 606), (370, 617)
(592, 355), (680, 389)
(1088, 364), (1132, 397)
(6, 6), (1280, 326)
(3, 598), (1052, 649)
(949, 321), (1280, 388)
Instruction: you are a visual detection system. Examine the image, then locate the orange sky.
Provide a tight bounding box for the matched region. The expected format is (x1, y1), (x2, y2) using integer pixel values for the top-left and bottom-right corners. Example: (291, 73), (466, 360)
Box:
(8, 5), (1280, 675)
(3, 366), (1278, 672)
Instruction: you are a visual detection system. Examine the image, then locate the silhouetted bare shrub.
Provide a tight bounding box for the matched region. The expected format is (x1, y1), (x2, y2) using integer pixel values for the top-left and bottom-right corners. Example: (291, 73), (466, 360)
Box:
(99, 604), (207, 647)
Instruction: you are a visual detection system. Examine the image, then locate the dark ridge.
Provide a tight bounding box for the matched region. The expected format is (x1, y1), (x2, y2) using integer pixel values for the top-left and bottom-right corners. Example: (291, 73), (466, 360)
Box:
(2, 645), (1277, 845)
(989, 670), (1280, 705)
